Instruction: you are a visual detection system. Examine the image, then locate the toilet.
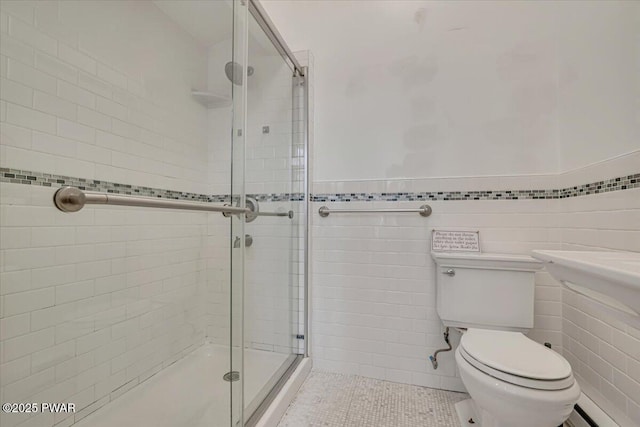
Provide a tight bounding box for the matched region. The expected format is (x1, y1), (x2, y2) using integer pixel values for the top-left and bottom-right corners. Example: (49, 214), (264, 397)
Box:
(431, 252), (581, 427)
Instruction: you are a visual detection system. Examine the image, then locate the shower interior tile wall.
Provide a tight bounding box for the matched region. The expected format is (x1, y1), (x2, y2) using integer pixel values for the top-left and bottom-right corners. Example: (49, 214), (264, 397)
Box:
(0, 2), (220, 426)
(205, 201), (305, 355)
(204, 44), (308, 354)
(0, 1), (211, 194)
(0, 185), (209, 427)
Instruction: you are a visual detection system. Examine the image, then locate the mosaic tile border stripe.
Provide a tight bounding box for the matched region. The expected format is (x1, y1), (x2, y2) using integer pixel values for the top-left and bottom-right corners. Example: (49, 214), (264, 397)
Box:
(1, 168), (638, 203)
(311, 173), (640, 202)
(0, 168), (304, 203)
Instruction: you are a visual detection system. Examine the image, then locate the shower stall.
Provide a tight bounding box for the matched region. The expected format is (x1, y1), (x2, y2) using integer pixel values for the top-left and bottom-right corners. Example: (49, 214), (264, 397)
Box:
(0, 1), (309, 426)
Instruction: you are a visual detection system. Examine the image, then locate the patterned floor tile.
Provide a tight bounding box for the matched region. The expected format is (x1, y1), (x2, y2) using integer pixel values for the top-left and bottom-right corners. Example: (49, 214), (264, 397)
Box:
(278, 370), (468, 427)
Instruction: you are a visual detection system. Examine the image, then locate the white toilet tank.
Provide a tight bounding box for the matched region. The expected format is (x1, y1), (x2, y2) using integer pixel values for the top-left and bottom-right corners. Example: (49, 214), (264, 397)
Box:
(431, 252), (543, 331)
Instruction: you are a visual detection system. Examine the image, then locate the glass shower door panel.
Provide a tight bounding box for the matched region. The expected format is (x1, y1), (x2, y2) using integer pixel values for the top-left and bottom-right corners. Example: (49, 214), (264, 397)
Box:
(0, 1), (236, 426)
(242, 10), (302, 419)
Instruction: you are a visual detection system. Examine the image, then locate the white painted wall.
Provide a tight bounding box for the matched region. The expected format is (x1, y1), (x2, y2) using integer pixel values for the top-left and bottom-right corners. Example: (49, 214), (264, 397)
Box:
(262, 0), (640, 181)
(554, 1), (640, 172)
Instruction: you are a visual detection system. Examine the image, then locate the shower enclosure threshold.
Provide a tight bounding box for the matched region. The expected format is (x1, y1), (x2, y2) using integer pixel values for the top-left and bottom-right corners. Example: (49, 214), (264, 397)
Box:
(74, 344), (289, 427)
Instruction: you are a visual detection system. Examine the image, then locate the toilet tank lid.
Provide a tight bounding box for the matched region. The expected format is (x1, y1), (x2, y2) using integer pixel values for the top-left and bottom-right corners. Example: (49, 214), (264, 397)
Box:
(431, 252), (542, 271)
(461, 328), (572, 381)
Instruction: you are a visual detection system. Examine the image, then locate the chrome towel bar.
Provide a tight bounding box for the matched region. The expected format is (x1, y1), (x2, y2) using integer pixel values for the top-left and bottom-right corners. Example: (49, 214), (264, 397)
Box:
(318, 205), (432, 217)
(53, 187), (293, 219)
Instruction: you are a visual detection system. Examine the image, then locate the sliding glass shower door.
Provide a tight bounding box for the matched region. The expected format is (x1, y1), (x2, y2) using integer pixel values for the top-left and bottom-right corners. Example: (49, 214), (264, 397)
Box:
(0, 1), (305, 426)
(0, 1), (243, 426)
(232, 2), (307, 424)
(239, 11), (305, 423)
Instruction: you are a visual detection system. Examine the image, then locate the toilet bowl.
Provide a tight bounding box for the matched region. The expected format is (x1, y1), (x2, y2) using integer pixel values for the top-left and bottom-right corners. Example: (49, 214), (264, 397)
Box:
(430, 252), (581, 427)
(455, 328), (580, 427)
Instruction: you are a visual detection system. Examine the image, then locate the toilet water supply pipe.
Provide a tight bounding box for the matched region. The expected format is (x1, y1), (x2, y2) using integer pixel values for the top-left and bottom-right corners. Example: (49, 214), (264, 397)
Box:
(429, 327), (451, 370)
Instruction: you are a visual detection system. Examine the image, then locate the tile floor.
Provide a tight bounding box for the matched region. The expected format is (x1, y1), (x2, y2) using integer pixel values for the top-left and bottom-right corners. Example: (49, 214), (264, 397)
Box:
(278, 370), (468, 427)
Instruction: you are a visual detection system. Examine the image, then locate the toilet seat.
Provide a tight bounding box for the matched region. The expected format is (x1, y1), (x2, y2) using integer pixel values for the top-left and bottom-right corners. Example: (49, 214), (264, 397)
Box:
(460, 328), (574, 391)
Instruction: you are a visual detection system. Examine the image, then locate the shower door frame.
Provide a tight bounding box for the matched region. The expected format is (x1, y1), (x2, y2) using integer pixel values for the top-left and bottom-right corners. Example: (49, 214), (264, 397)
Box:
(247, 1), (305, 77)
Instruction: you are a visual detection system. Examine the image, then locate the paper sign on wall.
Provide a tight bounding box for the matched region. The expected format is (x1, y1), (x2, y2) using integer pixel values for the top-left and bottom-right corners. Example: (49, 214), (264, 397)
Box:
(431, 230), (480, 252)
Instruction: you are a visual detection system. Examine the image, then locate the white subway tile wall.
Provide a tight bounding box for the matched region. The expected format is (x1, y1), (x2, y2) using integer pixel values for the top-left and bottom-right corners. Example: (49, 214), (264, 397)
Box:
(310, 197), (561, 392)
(0, 184), (209, 427)
(0, 1), (211, 194)
(560, 186), (640, 426)
(309, 153), (640, 425)
(0, 2), (217, 426)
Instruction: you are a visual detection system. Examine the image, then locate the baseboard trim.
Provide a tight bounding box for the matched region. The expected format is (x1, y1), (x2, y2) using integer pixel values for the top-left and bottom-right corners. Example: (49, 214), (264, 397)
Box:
(566, 393), (618, 427)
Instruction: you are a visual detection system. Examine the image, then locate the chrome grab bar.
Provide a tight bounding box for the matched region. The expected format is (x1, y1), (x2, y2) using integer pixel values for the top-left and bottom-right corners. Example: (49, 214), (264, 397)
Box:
(54, 186), (252, 216)
(222, 196), (294, 220)
(318, 205), (432, 217)
(226, 209), (294, 219)
(253, 210), (294, 218)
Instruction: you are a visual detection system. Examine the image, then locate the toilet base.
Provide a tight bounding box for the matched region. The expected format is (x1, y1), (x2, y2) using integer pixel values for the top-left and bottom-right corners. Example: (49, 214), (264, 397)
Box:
(455, 397), (568, 427)
(455, 399), (479, 426)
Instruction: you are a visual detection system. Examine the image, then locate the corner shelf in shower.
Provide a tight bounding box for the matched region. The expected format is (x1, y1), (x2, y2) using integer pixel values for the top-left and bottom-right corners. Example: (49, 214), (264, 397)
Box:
(191, 90), (232, 108)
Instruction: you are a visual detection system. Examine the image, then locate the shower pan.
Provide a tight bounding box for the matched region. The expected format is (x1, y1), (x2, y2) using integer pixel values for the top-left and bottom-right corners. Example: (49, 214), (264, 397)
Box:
(0, 1), (309, 426)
